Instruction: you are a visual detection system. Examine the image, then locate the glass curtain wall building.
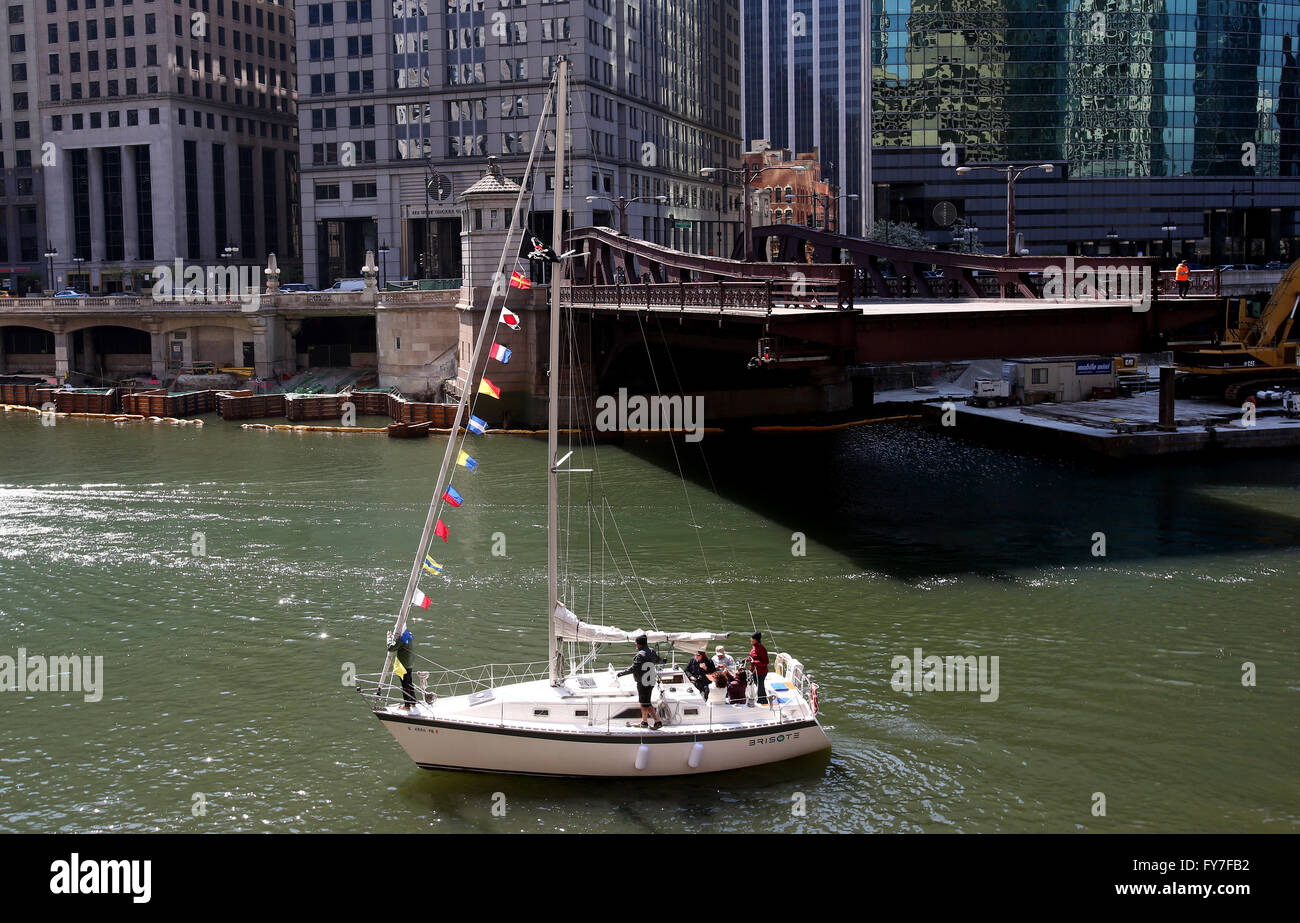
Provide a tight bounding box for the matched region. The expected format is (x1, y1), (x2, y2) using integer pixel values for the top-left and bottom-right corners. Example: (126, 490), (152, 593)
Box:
(741, 0), (872, 236)
(870, 0), (1300, 261)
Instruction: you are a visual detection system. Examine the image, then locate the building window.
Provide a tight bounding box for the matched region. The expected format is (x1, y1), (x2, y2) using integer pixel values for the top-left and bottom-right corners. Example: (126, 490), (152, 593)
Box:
(315, 183), (340, 200)
(345, 1), (372, 22)
(352, 181), (376, 199)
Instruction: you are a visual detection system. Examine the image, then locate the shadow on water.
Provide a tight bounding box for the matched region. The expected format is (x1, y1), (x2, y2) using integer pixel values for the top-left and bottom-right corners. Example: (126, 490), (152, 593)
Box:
(613, 421), (1300, 581)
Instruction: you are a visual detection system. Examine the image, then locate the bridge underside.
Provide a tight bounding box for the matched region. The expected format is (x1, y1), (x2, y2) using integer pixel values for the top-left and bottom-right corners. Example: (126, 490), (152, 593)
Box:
(575, 298), (1221, 368)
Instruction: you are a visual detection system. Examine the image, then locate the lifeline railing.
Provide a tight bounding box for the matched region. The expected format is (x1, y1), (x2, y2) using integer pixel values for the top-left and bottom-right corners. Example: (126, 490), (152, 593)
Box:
(355, 660), (550, 707)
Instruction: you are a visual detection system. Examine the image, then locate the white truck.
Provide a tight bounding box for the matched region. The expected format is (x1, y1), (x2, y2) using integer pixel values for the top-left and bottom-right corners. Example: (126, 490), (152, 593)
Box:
(969, 378), (1017, 408)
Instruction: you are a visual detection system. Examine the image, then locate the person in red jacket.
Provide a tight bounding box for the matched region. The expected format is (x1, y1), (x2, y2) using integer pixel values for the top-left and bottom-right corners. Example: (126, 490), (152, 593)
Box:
(749, 632), (770, 705)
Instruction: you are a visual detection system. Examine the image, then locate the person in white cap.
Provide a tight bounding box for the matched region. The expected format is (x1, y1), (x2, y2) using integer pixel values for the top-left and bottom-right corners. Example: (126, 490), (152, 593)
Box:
(714, 645), (737, 679)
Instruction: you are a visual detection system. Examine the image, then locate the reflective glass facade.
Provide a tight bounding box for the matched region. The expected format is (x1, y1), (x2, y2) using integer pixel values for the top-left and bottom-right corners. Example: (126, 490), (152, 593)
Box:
(862, 1), (1300, 259)
(873, 0), (1296, 180)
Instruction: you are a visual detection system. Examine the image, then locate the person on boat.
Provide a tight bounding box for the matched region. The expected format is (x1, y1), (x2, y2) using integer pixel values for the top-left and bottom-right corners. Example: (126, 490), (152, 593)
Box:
(714, 645), (738, 679)
(749, 632), (770, 705)
(387, 628), (415, 709)
(617, 635), (662, 729)
(685, 649), (718, 700)
(726, 668), (748, 705)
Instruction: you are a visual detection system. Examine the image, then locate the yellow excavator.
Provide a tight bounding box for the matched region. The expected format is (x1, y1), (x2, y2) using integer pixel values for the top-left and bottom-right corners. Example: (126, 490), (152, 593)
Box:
(1175, 260), (1300, 403)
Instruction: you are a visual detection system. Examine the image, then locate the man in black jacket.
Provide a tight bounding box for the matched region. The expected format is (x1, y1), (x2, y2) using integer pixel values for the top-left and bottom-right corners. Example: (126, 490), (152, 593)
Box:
(685, 649), (718, 701)
(387, 628), (415, 709)
(617, 635), (662, 729)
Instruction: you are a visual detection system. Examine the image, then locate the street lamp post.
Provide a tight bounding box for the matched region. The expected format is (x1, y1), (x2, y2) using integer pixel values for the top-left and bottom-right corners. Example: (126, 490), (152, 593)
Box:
(378, 241), (390, 289)
(584, 194), (668, 236)
(701, 161), (806, 261)
(1161, 215), (1177, 267)
(44, 243), (57, 291)
(423, 159), (436, 280)
(783, 191), (820, 229)
(955, 163), (1054, 256)
(222, 243), (240, 262)
(827, 193), (860, 234)
(71, 255), (86, 291)
(952, 221), (979, 254)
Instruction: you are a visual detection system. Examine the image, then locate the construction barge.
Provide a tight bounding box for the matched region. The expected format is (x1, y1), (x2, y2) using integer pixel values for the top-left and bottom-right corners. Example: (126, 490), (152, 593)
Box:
(920, 389), (1300, 459)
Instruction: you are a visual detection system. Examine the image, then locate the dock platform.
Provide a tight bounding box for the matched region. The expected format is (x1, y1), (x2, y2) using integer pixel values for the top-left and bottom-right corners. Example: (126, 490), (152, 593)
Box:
(921, 391), (1300, 458)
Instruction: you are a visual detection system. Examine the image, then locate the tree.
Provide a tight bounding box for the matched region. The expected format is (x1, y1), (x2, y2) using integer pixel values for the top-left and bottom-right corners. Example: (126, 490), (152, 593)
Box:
(869, 219), (932, 250)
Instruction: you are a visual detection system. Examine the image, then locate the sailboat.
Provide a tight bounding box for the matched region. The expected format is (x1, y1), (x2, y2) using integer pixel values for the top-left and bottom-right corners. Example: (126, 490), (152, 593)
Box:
(361, 59), (829, 776)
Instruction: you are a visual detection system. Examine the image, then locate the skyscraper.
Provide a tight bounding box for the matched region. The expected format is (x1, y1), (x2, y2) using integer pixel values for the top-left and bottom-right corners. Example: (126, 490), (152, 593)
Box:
(298, 0), (743, 288)
(32, 0), (299, 294)
(741, 0), (871, 235)
(0, 1), (44, 293)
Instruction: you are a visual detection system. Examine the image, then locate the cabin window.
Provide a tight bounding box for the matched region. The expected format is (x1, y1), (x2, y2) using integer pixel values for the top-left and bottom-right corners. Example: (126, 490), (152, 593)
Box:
(574, 710), (588, 717)
(533, 708), (549, 717)
(684, 708), (698, 716)
(1031, 367), (1048, 384)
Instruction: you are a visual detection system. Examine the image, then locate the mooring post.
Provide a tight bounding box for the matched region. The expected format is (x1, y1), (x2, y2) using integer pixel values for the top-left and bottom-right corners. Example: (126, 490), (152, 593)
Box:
(1158, 366), (1176, 431)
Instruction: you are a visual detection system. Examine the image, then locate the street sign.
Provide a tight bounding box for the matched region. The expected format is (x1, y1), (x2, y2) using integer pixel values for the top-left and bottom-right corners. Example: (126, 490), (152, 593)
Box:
(674, 220), (691, 229)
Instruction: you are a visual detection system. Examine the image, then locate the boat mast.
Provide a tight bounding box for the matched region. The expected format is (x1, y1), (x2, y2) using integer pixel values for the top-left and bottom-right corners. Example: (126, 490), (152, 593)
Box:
(378, 91), (557, 694)
(547, 57), (568, 685)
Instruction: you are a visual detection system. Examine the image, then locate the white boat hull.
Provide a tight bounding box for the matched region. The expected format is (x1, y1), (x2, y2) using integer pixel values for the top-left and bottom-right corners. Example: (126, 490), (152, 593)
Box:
(376, 708), (830, 777)
(373, 669), (830, 778)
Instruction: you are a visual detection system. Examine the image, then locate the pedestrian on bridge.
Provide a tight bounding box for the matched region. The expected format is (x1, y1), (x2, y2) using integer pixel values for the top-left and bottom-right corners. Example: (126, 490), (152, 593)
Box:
(1176, 260), (1190, 298)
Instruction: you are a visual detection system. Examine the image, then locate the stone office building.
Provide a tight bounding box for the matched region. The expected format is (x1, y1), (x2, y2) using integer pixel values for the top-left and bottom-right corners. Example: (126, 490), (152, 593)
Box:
(35, 0), (300, 294)
(297, 0), (744, 289)
(0, 1), (46, 293)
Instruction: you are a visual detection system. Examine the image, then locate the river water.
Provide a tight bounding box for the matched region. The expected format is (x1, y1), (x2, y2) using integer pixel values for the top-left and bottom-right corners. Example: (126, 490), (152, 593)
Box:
(1, 413), (1296, 833)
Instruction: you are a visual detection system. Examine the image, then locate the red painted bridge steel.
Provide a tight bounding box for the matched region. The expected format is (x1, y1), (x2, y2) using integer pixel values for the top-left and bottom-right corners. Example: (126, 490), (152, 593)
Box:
(566, 226), (1222, 365)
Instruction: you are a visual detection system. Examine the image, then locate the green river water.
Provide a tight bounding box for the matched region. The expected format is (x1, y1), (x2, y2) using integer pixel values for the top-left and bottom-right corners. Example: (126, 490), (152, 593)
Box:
(0, 412), (1296, 833)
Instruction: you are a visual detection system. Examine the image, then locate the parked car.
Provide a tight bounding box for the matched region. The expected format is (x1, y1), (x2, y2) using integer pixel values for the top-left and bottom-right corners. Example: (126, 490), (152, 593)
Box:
(322, 279), (367, 292)
(1218, 264), (1263, 271)
(54, 289), (87, 298)
(279, 282), (311, 293)
(1263, 260), (1289, 270)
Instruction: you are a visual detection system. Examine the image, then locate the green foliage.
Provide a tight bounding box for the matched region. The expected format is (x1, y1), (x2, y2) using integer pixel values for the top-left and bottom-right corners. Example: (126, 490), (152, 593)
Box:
(869, 219), (933, 250)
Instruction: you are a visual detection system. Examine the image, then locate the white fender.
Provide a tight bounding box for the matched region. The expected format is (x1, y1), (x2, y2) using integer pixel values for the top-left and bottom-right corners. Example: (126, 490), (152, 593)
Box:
(688, 742), (704, 768)
(634, 744), (650, 771)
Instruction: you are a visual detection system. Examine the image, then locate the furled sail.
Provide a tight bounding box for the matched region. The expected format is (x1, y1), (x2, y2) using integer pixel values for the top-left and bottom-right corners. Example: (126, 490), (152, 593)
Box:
(551, 605), (728, 654)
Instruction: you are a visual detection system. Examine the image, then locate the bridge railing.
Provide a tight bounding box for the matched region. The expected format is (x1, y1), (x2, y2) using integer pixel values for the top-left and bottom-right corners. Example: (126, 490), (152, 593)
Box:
(1155, 269), (1220, 296)
(3, 290), (462, 313)
(563, 279), (850, 316)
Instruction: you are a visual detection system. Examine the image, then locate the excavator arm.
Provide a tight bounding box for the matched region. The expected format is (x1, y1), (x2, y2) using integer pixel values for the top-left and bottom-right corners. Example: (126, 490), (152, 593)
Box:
(1245, 260), (1300, 347)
